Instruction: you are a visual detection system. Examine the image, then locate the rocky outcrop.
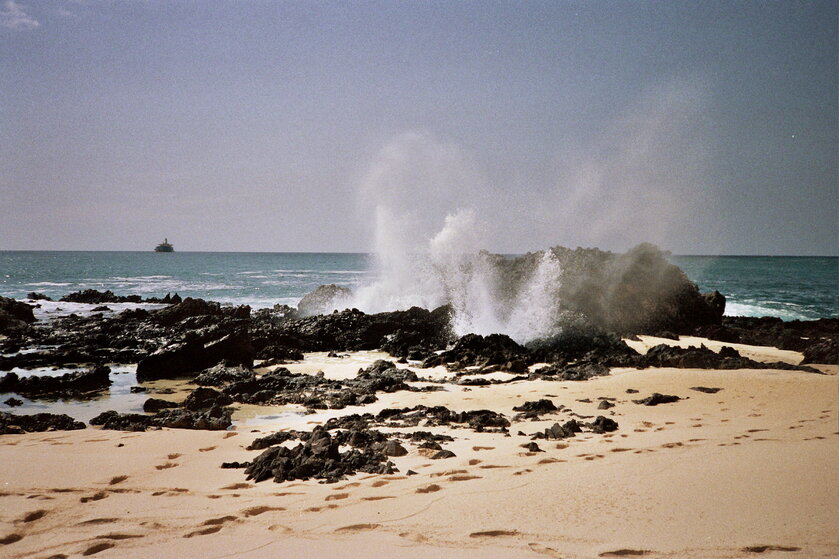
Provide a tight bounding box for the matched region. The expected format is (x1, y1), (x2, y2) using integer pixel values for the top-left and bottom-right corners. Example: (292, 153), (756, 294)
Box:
(90, 405), (233, 431)
(0, 296), (36, 335)
(136, 329), (255, 381)
(245, 426), (395, 483)
(1, 411), (85, 434)
(487, 243), (725, 335)
(0, 365), (111, 398)
(422, 333), (529, 372)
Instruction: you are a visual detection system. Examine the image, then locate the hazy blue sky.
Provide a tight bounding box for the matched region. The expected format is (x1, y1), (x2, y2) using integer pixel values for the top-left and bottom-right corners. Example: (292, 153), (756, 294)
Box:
(1, 0), (836, 254)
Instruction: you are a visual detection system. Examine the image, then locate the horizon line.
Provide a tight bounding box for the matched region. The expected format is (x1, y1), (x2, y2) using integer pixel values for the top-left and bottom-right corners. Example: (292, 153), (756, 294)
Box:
(1, 249), (837, 258)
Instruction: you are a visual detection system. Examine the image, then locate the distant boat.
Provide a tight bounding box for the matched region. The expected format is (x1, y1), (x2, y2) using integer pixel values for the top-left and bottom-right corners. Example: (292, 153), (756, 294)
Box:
(154, 238), (174, 252)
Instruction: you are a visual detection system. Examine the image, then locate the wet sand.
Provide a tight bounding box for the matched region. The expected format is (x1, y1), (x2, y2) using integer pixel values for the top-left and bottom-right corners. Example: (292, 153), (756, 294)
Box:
(1, 340), (837, 558)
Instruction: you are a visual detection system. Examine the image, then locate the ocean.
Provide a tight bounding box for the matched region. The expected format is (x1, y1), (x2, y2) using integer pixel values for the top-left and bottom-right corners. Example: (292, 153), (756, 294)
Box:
(1, 251), (835, 424)
(1, 251), (836, 321)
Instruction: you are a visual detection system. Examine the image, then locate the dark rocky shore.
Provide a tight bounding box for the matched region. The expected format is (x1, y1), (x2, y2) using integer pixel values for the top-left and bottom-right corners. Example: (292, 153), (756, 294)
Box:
(1, 244), (835, 484)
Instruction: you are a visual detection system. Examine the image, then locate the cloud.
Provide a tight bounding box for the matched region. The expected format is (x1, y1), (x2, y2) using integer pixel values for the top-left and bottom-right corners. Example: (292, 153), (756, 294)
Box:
(1, 0), (39, 30)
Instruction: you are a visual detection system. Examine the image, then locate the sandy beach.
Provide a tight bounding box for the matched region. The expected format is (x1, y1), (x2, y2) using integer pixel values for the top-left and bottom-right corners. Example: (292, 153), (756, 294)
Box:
(1, 338), (836, 559)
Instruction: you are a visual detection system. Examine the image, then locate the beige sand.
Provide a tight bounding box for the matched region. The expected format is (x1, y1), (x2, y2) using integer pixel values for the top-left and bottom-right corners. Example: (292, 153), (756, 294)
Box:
(1, 340), (837, 558)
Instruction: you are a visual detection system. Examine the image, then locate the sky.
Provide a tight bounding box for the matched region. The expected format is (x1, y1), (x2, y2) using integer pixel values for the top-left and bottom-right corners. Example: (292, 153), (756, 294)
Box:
(1, 0), (836, 255)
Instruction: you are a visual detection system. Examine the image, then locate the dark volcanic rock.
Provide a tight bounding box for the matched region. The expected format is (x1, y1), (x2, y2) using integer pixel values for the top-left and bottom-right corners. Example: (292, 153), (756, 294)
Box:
(247, 430), (301, 451)
(380, 440), (409, 457)
(423, 333), (530, 372)
(245, 426), (394, 483)
(151, 297), (221, 326)
(142, 398), (180, 413)
(90, 410), (154, 431)
(531, 360), (611, 381)
(802, 337), (838, 365)
(0, 296), (36, 323)
(136, 329), (255, 381)
(193, 364), (256, 387)
(542, 420), (583, 439)
(91, 405), (233, 431)
(527, 327), (639, 365)
(4, 397), (23, 407)
(589, 416), (619, 433)
(690, 386), (722, 394)
(1, 411), (86, 434)
(353, 360), (418, 393)
(512, 399), (558, 414)
(431, 449), (456, 459)
(183, 387), (234, 410)
(273, 305), (452, 355)
(0, 296), (36, 335)
(153, 405), (232, 430)
(60, 289), (143, 304)
(0, 365), (111, 397)
(633, 393), (681, 406)
(640, 343), (821, 372)
(375, 405), (510, 432)
(27, 292), (52, 301)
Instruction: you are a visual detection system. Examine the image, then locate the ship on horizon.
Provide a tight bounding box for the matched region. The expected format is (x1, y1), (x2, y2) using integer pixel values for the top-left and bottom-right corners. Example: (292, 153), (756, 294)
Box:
(154, 238), (174, 252)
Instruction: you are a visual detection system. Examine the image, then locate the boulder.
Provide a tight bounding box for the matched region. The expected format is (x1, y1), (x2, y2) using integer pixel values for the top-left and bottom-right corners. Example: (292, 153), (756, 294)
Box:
(136, 330), (255, 381)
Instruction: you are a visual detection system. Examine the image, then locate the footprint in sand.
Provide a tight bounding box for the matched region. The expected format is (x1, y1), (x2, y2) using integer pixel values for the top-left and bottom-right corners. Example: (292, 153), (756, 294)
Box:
(223, 432), (238, 439)
(221, 483), (252, 490)
(80, 492), (108, 503)
(472, 446), (495, 451)
(199, 446), (216, 452)
(19, 509), (48, 523)
(362, 496), (395, 501)
(334, 524), (379, 532)
(538, 458), (565, 464)
(325, 493), (349, 501)
(0, 533), (23, 545)
(399, 532), (429, 543)
(529, 542), (563, 558)
(479, 464), (510, 469)
(109, 475), (129, 485)
(203, 516), (238, 526)
(183, 526), (223, 538)
(599, 550), (650, 557)
(468, 459), (482, 466)
(76, 518), (118, 526)
(741, 545), (801, 553)
(155, 462), (178, 470)
(448, 475), (481, 482)
(242, 506), (285, 517)
(97, 533), (144, 540)
(81, 542), (115, 555)
(167, 453), (182, 459)
(432, 469), (468, 477)
(469, 530), (518, 538)
(370, 480), (389, 488)
(416, 484), (442, 494)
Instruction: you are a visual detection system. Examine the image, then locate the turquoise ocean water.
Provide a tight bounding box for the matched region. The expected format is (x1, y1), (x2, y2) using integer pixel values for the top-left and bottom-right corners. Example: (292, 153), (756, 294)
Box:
(0, 251), (836, 321)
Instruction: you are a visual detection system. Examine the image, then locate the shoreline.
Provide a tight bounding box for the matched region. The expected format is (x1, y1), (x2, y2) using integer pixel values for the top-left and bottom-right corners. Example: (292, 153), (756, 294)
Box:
(2, 341), (837, 558)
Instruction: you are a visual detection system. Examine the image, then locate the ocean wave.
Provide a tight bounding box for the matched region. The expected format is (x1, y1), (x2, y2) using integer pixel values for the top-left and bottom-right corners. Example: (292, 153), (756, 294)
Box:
(725, 301), (814, 321)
